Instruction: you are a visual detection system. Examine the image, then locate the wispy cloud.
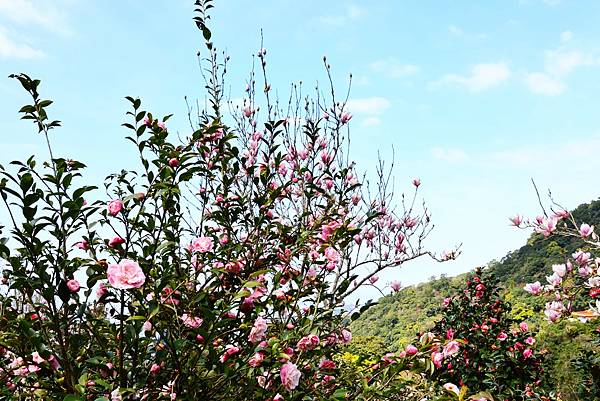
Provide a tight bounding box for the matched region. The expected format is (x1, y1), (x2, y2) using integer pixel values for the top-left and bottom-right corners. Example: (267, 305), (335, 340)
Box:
(346, 97), (390, 115)
(431, 62), (511, 92)
(431, 147), (468, 163)
(0, 0), (70, 35)
(370, 58), (419, 78)
(318, 5), (365, 26)
(524, 72), (565, 95)
(0, 27), (44, 59)
(525, 31), (597, 96)
(448, 25), (463, 37)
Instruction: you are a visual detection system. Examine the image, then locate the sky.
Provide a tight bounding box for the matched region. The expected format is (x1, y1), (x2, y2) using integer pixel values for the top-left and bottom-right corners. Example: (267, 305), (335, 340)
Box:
(1, 0), (600, 301)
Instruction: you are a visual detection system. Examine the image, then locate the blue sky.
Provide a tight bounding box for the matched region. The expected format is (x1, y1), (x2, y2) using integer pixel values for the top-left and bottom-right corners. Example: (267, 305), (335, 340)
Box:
(1, 0), (600, 297)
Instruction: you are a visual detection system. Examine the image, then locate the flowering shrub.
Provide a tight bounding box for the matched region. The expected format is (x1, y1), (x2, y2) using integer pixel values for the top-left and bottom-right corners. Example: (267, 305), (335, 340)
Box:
(428, 269), (549, 400)
(0, 2), (453, 400)
(516, 207), (600, 400)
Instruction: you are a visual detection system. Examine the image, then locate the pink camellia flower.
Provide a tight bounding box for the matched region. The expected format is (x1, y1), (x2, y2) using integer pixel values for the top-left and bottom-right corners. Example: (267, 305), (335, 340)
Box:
(249, 316), (268, 343)
(579, 223), (594, 238)
(446, 328), (454, 340)
(74, 240), (89, 250)
(143, 116), (152, 127)
(142, 320), (152, 332)
(319, 359), (336, 370)
(519, 322), (529, 332)
(157, 121), (167, 131)
(412, 178), (421, 187)
(220, 345), (240, 363)
(524, 281), (542, 295)
(273, 394), (284, 401)
(523, 348), (533, 358)
(181, 314), (203, 329)
(341, 329), (352, 344)
(525, 337), (535, 345)
(432, 352), (444, 368)
(443, 341), (460, 358)
(31, 352), (44, 364)
(497, 331), (508, 341)
(297, 334), (320, 351)
(107, 259), (145, 290)
(443, 297), (452, 306)
(107, 199), (124, 217)
(280, 362), (301, 391)
(168, 158), (179, 167)
(96, 282), (108, 298)
(248, 352), (266, 367)
(324, 247), (341, 263)
(443, 383), (460, 396)
(509, 215), (523, 227)
(66, 279), (80, 293)
(405, 344), (418, 356)
(108, 236), (125, 248)
(390, 281), (402, 292)
(150, 363), (161, 375)
(189, 236), (213, 253)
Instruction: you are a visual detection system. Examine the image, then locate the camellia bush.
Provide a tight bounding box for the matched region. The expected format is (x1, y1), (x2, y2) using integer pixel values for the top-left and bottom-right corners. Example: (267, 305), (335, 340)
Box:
(515, 207), (600, 400)
(428, 269), (550, 401)
(0, 2), (458, 400)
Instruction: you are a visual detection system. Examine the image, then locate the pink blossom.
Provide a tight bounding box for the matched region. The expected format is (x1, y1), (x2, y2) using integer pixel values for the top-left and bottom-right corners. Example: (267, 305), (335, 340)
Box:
(107, 199), (124, 216)
(340, 112), (352, 124)
(220, 345), (240, 363)
(189, 236), (214, 253)
(368, 275), (379, 284)
(405, 344), (418, 356)
(66, 279), (80, 293)
(319, 359), (336, 370)
(142, 320), (152, 332)
(524, 281), (542, 295)
(324, 247), (341, 263)
(525, 337), (535, 345)
(341, 329), (352, 344)
(274, 394), (284, 401)
(107, 259), (146, 290)
(74, 240), (89, 250)
(519, 322), (529, 332)
(552, 264), (567, 277)
(432, 352), (444, 368)
(579, 223), (594, 238)
(96, 282), (108, 298)
(497, 332), (508, 341)
(31, 352), (44, 364)
(443, 341), (460, 358)
(181, 314), (203, 328)
(412, 178), (421, 187)
(108, 236), (125, 248)
(249, 316), (268, 343)
(535, 216), (558, 237)
(242, 106), (252, 118)
(280, 362), (301, 391)
(509, 215), (523, 227)
(157, 121), (167, 131)
(390, 281), (402, 292)
(248, 352), (265, 367)
(443, 297), (451, 306)
(523, 348), (533, 358)
(297, 334), (320, 351)
(168, 158), (179, 167)
(150, 364), (161, 375)
(573, 251), (591, 266)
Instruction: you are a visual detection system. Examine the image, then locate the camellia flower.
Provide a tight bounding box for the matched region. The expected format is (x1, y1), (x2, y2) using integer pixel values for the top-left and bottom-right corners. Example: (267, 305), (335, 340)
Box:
(519, 322), (529, 332)
(108, 236), (125, 248)
(341, 329), (352, 344)
(523, 348), (533, 358)
(280, 362), (301, 391)
(443, 383), (460, 396)
(432, 352), (444, 368)
(248, 316), (268, 343)
(405, 344), (418, 356)
(74, 240), (89, 250)
(189, 236), (214, 253)
(248, 352), (265, 367)
(442, 340), (460, 358)
(96, 282), (108, 298)
(107, 259), (145, 290)
(220, 345), (240, 363)
(181, 314), (203, 329)
(297, 334), (320, 351)
(107, 199), (124, 216)
(66, 279), (80, 293)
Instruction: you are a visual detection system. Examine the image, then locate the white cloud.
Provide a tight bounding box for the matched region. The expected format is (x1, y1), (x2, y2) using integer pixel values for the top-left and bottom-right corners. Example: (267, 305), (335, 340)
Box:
(346, 97), (391, 115)
(542, 0), (561, 5)
(431, 147), (468, 163)
(525, 72), (565, 95)
(544, 48), (594, 76)
(370, 59), (419, 78)
(0, 28), (44, 59)
(0, 0), (69, 35)
(432, 62), (511, 92)
(560, 30), (573, 43)
(319, 5), (365, 26)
